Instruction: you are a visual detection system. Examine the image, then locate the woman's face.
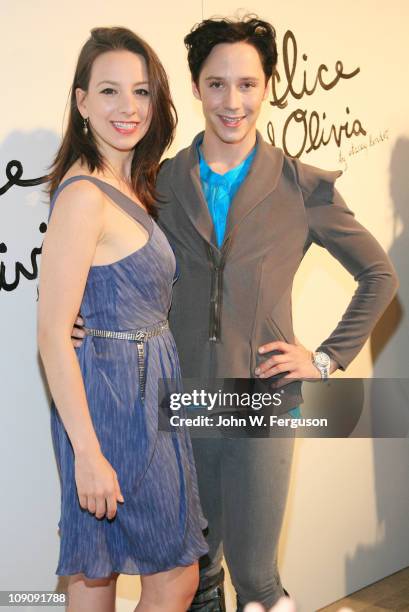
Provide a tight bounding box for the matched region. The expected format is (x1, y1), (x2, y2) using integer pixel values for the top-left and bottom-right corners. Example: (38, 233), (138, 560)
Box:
(76, 49), (152, 158)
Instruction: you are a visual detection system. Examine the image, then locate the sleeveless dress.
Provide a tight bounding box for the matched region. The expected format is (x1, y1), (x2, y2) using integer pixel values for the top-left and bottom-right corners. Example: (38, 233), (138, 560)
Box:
(48, 175), (208, 579)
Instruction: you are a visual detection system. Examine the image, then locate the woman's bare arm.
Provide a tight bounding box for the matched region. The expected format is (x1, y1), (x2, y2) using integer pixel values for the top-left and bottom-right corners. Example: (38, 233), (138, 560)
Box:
(38, 180), (123, 519)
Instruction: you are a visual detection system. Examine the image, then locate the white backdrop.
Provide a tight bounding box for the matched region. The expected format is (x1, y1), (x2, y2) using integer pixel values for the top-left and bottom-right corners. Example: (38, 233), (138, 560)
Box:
(1, 1), (408, 611)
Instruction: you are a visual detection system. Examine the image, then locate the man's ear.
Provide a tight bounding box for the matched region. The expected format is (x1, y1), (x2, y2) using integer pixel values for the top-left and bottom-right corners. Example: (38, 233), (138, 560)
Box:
(75, 87), (88, 118)
(191, 79), (201, 101)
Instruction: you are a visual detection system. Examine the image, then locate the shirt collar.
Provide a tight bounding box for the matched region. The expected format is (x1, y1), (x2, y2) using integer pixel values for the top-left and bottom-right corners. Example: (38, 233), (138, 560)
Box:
(197, 138), (257, 185)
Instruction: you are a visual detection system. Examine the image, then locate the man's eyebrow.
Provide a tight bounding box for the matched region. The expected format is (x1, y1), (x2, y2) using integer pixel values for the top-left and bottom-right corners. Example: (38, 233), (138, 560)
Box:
(96, 80), (149, 86)
(204, 76), (260, 81)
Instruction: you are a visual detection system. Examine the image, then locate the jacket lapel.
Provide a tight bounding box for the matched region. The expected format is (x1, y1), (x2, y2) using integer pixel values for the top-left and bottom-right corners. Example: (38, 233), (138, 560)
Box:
(169, 131), (216, 247)
(168, 130), (284, 249)
(223, 132), (284, 243)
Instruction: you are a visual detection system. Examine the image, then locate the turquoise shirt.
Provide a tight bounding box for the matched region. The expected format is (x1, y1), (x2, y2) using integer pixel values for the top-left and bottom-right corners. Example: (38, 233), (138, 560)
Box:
(197, 143), (301, 420)
(198, 144), (256, 248)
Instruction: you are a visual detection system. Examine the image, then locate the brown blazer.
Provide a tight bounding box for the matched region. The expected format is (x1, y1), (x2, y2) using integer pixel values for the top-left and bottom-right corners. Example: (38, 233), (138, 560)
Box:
(157, 131), (398, 409)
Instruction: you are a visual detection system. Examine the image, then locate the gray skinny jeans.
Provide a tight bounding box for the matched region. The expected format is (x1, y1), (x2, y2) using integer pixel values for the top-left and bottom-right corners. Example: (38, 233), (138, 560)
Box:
(191, 432), (295, 609)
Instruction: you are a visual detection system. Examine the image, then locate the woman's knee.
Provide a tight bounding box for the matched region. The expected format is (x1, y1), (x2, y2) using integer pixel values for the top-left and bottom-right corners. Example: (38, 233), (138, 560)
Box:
(166, 574), (198, 610)
(139, 563), (199, 611)
(68, 572), (118, 588)
(67, 572), (118, 612)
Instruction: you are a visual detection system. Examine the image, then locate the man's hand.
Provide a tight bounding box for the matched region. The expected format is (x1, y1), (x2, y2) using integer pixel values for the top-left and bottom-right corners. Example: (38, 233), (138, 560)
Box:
(72, 315), (86, 348)
(255, 338), (338, 383)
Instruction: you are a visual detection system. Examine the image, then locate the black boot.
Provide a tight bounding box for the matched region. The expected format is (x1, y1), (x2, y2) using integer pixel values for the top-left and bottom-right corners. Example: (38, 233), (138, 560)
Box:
(188, 568), (226, 611)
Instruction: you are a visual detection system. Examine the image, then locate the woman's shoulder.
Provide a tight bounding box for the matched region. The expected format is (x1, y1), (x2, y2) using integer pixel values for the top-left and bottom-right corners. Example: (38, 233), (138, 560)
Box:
(57, 161), (107, 198)
(59, 163), (102, 192)
(50, 166), (106, 221)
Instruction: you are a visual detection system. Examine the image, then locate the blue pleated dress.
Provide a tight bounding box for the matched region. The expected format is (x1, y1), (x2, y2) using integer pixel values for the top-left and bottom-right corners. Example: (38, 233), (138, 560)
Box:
(48, 175), (208, 579)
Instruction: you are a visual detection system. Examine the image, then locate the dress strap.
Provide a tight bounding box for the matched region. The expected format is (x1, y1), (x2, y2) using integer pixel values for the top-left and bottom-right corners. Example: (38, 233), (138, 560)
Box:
(49, 175), (153, 236)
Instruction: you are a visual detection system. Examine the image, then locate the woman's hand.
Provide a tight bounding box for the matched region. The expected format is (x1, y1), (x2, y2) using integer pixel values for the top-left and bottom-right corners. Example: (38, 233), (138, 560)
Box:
(255, 337), (337, 383)
(71, 315), (86, 348)
(75, 450), (124, 520)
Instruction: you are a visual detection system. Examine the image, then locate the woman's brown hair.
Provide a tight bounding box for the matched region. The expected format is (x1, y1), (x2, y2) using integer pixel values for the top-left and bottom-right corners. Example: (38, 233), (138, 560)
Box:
(48, 27), (177, 217)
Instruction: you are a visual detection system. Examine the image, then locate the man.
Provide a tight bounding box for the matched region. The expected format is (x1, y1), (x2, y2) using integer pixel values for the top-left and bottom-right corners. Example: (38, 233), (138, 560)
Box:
(72, 16), (398, 611)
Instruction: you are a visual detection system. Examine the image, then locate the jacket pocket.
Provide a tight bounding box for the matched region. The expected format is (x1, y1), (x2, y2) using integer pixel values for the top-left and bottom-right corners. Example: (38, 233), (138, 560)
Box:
(265, 314), (290, 343)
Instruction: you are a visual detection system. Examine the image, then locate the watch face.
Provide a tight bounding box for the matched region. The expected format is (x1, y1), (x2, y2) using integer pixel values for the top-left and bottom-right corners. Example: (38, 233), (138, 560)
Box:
(315, 352), (330, 367)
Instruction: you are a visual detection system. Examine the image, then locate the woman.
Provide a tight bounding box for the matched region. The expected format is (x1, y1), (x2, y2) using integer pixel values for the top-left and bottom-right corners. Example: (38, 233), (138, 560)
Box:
(38, 27), (207, 612)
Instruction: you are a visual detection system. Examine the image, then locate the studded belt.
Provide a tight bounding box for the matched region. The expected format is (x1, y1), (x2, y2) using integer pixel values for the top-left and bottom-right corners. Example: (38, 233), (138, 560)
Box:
(84, 320), (169, 402)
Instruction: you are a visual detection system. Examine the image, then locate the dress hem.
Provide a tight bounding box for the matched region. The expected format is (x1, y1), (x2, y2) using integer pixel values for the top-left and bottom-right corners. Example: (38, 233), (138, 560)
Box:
(55, 546), (209, 580)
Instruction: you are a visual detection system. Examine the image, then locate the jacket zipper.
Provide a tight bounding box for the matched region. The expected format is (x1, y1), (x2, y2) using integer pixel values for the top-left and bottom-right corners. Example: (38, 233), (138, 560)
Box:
(206, 236), (233, 342)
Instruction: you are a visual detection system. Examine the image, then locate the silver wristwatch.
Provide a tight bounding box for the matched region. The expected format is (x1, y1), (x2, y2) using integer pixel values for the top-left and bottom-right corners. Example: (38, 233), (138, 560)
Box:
(312, 351), (331, 379)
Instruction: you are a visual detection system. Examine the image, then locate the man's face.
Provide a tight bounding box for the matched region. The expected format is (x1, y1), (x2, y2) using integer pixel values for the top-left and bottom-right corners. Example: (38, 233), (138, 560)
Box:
(192, 41), (269, 146)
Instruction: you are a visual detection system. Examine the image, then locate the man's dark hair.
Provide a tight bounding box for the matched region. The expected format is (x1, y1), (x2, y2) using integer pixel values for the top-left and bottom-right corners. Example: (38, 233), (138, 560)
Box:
(184, 15), (278, 84)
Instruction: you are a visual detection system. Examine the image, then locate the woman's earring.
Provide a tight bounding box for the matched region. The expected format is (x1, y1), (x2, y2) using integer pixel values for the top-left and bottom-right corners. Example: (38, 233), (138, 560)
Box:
(83, 117), (89, 135)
